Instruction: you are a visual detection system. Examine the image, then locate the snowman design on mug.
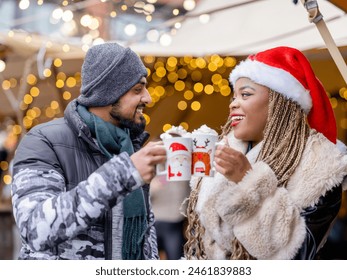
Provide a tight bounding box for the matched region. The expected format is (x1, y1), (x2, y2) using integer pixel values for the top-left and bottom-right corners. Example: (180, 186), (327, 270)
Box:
(168, 142), (191, 179)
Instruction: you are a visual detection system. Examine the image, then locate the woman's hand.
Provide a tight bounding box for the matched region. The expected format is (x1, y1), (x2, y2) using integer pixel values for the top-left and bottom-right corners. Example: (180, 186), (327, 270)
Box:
(214, 141), (252, 183)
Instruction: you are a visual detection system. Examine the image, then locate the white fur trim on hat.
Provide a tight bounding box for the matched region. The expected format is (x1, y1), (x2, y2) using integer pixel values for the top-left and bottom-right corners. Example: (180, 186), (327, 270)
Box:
(229, 60), (312, 113)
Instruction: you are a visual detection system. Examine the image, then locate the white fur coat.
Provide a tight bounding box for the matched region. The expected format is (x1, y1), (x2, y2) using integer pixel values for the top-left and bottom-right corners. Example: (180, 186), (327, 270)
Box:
(191, 130), (347, 259)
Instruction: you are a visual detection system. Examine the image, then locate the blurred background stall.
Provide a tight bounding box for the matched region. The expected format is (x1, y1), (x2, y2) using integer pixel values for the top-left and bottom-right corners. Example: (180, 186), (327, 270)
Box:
(0, 0), (346, 259)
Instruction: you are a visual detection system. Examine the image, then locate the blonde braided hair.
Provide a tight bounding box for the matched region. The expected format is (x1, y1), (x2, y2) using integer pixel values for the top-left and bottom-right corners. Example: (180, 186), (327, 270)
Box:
(184, 177), (207, 260)
(184, 89), (310, 260)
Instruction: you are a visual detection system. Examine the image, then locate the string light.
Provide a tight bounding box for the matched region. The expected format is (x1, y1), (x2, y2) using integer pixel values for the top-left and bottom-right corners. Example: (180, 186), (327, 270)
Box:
(159, 33), (172, 46)
(0, 60), (6, 72)
(18, 0), (30, 10)
(183, 0), (196, 11)
(124, 24), (137, 36)
(146, 29), (159, 42)
(199, 14), (210, 24)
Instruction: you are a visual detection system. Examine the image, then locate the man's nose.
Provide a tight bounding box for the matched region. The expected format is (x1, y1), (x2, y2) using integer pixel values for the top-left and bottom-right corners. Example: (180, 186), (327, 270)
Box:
(142, 88), (152, 104)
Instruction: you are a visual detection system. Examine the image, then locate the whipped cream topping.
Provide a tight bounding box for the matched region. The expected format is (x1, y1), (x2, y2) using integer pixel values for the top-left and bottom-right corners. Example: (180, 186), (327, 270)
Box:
(160, 125), (191, 139)
(192, 124), (218, 136)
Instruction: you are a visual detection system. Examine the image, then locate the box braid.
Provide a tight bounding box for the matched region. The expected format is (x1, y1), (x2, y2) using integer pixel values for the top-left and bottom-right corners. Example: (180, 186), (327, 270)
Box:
(184, 89), (309, 260)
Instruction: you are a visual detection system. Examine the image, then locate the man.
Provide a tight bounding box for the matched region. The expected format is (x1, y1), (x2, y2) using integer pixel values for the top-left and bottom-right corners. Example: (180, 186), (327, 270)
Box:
(11, 42), (166, 260)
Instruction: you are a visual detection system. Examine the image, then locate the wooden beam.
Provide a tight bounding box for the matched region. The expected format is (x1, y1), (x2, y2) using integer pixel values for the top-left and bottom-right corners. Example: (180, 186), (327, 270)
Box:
(328, 0), (347, 13)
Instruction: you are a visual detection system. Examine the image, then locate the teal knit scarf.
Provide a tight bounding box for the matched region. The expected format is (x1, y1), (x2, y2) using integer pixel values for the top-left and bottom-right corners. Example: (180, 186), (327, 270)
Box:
(77, 105), (147, 260)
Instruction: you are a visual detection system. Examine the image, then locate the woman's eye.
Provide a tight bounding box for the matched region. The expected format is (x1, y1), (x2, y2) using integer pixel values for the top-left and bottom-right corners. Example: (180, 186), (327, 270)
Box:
(231, 92), (251, 102)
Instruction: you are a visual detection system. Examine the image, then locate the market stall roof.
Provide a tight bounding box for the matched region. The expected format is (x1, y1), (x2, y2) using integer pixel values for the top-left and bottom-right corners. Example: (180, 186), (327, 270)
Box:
(129, 0), (347, 56)
(0, 31), (85, 59)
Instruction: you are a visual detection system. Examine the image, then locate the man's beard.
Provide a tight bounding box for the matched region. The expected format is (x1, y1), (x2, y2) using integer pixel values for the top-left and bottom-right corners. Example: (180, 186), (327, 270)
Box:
(110, 102), (146, 135)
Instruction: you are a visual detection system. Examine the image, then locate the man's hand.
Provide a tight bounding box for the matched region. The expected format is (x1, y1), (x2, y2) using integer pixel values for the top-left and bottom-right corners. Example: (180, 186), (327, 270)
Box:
(130, 141), (166, 183)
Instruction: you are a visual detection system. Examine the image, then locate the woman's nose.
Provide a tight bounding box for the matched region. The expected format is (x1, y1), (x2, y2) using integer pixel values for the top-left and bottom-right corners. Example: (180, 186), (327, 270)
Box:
(229, 98), (239, 110)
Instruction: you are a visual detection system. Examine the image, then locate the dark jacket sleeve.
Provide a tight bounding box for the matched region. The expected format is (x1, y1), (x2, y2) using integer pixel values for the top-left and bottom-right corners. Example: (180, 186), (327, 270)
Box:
(294, 185), (342, 259)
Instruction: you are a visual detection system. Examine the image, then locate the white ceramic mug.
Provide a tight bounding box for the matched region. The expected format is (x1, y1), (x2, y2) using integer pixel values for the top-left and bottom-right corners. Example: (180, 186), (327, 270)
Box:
(191, 133), (218, 177)
(156, 137), (192, 181)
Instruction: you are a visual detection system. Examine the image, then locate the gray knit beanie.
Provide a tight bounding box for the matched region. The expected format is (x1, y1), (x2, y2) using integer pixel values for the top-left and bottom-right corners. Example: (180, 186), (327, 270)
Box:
(77, 42), (148, 107)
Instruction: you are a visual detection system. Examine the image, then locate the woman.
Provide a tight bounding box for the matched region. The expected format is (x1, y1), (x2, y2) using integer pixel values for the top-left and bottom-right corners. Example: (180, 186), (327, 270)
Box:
(184, 46), (347, 260)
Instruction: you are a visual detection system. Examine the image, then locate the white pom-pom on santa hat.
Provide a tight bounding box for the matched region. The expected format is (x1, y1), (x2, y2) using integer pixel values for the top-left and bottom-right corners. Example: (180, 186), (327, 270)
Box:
(229, 46), (336, 143)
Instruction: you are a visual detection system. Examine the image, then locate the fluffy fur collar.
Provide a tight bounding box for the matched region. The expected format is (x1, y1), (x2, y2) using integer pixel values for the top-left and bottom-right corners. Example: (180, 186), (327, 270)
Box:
(191, 130), (347, 260)
(287, 130), (347, 207)
(194, 130), (347, 208)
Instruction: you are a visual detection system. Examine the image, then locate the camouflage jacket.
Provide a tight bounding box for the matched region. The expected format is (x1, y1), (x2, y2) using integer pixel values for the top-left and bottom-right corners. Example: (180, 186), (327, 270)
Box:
(11, 100), (158, 260)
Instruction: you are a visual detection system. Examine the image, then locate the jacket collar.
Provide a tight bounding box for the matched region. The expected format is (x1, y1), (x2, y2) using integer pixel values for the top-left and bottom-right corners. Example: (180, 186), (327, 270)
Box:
(64, 99), (101, 152)
(286, 130), (347, 208)
(226, 130), (347, 208)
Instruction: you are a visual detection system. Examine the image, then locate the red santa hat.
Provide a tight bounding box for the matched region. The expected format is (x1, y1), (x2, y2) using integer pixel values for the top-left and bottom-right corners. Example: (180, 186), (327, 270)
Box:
(229, 46), (336, 143)
(169, 142), (190, 156)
